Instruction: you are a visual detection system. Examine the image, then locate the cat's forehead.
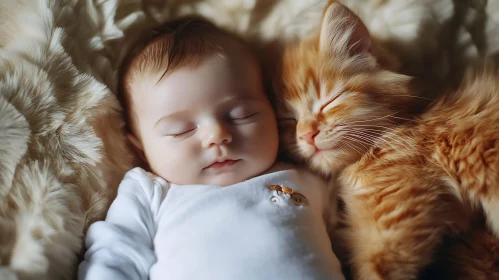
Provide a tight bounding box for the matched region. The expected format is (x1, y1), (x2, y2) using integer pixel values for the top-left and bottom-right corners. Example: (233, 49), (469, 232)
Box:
(282, 45), (343, 87)
(281, 65), (345, 116)
(279, 41), (353, 114)
(292, 78), (345, 112)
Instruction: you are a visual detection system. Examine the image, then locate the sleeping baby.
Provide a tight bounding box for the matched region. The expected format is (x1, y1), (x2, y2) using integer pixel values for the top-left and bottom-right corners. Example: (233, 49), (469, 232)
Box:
(78, 16), (344, 280)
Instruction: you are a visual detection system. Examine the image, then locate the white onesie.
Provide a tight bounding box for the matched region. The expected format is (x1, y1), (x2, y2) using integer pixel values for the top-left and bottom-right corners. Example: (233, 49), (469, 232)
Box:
(79, 163), (344, 280)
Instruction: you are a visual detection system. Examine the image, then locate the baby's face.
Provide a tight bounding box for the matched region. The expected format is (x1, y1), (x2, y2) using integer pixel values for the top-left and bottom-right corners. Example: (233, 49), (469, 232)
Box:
(130, 54), (279, 186)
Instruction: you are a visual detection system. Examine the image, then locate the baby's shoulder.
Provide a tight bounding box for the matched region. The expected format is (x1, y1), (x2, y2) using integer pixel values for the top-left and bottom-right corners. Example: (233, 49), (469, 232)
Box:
(119, 167), (169, 197)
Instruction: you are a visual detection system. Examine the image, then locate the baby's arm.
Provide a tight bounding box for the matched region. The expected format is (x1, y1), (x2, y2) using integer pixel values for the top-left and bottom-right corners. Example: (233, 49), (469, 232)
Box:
(78, 169), (165, 280)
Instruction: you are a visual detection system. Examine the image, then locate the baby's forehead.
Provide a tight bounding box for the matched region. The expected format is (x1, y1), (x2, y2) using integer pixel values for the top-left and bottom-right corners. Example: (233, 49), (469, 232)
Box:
(129, 51), (263, 102)
(133, 41), (259, 84)
(122, 20), (264, 113)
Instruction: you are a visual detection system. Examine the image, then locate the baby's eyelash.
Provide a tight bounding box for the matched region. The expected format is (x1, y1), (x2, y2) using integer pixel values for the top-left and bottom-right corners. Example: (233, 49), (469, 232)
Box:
(169, 128), (196, 138)
(230, 113), (259, 124)
(231, 113), (257, 120)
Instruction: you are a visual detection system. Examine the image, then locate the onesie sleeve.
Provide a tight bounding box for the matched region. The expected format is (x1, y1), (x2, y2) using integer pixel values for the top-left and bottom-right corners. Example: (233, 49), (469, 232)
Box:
(78, 168), (168, 280)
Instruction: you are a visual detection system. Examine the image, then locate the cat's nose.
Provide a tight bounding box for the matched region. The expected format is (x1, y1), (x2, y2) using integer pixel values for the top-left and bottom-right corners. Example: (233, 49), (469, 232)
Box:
(299, 131), (319, 146)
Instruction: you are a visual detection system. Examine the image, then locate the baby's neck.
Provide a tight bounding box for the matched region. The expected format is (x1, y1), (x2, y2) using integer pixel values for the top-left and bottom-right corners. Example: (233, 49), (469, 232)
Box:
(257, 161), (294, 177)
(154, 161), (295, 186)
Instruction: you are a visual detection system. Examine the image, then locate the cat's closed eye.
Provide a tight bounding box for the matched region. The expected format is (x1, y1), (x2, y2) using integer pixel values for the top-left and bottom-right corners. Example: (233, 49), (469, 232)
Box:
(320, 93), (345, 113)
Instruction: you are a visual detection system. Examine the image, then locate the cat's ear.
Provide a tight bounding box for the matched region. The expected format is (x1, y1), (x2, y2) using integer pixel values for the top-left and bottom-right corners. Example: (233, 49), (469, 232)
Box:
(319, 2), (371, 56)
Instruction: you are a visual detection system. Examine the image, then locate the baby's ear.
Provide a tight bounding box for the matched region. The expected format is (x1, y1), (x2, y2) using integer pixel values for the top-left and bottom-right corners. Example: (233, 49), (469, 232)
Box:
(127, 133), (147, 163)
(319, 2), (371, 56)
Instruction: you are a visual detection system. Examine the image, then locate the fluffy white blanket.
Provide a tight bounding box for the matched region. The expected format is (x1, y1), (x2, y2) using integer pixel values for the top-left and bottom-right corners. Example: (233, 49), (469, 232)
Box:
(0, 0), (497, 279)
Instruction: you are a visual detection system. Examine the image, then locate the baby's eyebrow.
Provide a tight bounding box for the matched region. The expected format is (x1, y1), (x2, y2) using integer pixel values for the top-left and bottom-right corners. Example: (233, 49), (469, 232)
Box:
(154, 110), (189, 127)
(220, 95), (265, 106)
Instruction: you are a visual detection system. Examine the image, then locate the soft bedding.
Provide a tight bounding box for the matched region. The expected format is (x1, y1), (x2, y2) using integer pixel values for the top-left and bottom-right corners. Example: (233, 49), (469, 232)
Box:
(0, 0), (498, 279)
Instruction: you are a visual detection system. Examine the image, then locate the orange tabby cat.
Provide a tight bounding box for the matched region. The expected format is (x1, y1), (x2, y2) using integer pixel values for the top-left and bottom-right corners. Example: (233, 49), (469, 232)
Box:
(277, 1), (499, 280)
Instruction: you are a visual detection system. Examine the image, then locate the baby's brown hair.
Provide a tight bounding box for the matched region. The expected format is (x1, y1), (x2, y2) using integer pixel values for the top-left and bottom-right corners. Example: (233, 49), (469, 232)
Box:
(118, 16), (251, 134)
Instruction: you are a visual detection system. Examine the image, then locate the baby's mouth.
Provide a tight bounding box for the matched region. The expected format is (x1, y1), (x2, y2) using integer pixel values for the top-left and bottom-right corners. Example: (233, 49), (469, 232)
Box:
(203, 159), (240, 170)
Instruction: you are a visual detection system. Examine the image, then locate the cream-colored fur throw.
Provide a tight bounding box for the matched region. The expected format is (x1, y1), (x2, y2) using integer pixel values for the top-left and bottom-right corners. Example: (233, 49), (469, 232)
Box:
(0, 0), (497, 279)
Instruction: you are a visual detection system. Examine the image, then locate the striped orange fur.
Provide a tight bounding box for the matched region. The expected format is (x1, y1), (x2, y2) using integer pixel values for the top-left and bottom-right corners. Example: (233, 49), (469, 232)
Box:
(277, 1), (499, 279)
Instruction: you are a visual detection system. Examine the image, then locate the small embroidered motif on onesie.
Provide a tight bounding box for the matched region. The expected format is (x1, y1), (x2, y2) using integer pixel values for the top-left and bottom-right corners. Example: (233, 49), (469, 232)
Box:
(266, 185), (309, 206)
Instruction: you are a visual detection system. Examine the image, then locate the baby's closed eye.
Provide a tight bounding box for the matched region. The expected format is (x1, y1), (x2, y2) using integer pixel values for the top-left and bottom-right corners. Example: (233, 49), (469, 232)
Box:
(167, 128), (197, 138)
(159, 122), (197, 138)
(228, 106), (259, 124)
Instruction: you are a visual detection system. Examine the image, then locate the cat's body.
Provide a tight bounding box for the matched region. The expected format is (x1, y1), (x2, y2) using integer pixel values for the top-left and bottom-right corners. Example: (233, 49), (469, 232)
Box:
(338, 70), (499, 279)
(278, 1), (499, 279)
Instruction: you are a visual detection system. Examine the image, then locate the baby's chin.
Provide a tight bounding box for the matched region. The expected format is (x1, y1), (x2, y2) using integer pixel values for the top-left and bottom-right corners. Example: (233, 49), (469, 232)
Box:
(164, 159), (277, 186)
(201, 172), (258, 187)
(207, 175), (248, 187)
(202, 162), (275, 186)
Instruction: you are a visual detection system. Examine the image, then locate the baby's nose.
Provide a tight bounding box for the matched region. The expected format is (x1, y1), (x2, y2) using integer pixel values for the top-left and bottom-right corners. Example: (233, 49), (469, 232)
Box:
(203, 122), (232, 148)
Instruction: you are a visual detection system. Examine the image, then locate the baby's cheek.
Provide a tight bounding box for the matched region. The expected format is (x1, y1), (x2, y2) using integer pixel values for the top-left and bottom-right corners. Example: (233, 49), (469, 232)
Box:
(239, 121), (272, 141)
(156, 146), (198, 184)
(165, 145), (196, 166)
(259, 121), (279, 147)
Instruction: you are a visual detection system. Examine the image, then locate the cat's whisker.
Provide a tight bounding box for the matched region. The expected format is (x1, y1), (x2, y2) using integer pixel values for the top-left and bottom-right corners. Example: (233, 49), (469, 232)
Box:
(343, 135), (371, 149)
(342, 113), (399, 125)
(344, 133), (380, 148)
(343, 127), (412, 148)
(345, 125), (400, 133)
(387, 115), (418, 122)
(342, 135), (377, 158)
(345, 124), (395, 129)
(343, 128), (385, 136)
(390, 95), (436, 101)
(346, 131), (395, 152)
(332, 112), (399, 127)
(370, 134), (409, 153)
(378, 134), (412, 150)
(344, 129), (404, 151)
(344, 127), (390, 138)
(345, 135), (377, 150)
(342, 126), (385, 132)
(342, 133), (376, 145)
(359, 130), (410, 150)
(341, 127), (389, 139)
(340, 126), (397, 138)
(360, 128), (412, 148)
(339, 140), (364, 156)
